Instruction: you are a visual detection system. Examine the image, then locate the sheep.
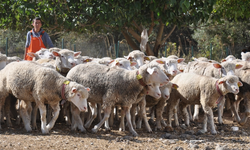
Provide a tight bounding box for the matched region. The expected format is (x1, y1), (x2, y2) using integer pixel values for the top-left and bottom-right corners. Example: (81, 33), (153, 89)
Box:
(7, 56), (23, 64)
(36, 49), (81, 76)
(185, 61), (243, 123)
(0, 61), (90, 134)
(27, 48), (54, 61)
(136, 82), (178, 131)
(67, 61), (169, 136)
(91, 57), (113, 66)
(124, 50), (147, 68)
(221, 55), (236, 62)
(74, 55), (93, 65)
(109, 57), (137, 70)
(171, 73), (241, 134)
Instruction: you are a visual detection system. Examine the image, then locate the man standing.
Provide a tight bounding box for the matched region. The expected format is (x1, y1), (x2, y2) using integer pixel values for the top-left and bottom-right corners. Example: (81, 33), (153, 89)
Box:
(24, 17), (54, 60)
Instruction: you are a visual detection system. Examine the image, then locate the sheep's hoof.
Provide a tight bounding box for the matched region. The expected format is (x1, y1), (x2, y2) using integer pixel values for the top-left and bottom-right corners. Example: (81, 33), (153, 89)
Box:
(80, 128), (86, 133)
(211, 131), (217, 135)
(42, 129), (49, 134)
(196, 130), (206, 135)
(105, 127), (111, 132)
(131, 131), (138, 137)
(165, 126), (174, 132)
(91, 128), (98, 133)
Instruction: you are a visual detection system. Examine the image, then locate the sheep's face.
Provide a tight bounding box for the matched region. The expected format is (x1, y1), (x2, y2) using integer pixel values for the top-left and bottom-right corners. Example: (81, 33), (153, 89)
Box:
(145, 66), (169, 85)
(36, 49), (54, 59)
(110, 58), (136, 70)
(163, 59), (179, 76)
(146, 83), (161, 99)
(53, 50), (81, 69)
(68, 86), (90, 112)
(125, 50), (145, 68)
(221, 75), (242, 95)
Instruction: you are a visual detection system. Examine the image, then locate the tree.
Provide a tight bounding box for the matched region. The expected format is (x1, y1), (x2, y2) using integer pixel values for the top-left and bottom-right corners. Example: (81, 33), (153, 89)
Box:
(0, 0), (216, 56)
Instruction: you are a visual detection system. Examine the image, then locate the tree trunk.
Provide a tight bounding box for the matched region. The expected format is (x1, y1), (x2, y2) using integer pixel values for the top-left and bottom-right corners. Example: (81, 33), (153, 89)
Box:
(153, 22), (165, 57)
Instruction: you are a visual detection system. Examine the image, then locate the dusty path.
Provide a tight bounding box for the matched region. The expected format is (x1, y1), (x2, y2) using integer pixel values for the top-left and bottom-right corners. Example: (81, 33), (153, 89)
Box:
(0, 111), (249, 150)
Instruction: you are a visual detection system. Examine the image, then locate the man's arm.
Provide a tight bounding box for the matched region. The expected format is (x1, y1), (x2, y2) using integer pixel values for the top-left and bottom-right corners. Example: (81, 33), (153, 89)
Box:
(43, 33), (54, 48)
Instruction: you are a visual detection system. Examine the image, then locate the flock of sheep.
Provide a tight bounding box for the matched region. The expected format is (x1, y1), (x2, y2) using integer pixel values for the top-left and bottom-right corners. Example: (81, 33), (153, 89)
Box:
(0, 45), (249, 137)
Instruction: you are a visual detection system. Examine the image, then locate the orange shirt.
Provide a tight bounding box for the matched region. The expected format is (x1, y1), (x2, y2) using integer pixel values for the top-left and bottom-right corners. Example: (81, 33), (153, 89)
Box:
(25, 30), (46, 61)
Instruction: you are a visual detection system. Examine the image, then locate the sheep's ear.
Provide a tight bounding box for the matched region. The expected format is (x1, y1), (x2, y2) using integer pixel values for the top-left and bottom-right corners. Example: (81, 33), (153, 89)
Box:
(218, 81), (225, 84)
(85, 87), (91, 91)
(238, 81), (243, 87)
(235, 64), (243, 69)
(147, 67), (157, 75)
(177, 58), (185, 63)
(52, 51), (61, 57)
(172, 83), (179, 89)
(74, 51), (81, 57)
(155, 60), (165, 64)
(27, 52), (37, 58)
(191, 57), (197, 61)
(179, 69), (184, 72)
(208, 60), (213, 63)
(83, 58), (92, 63)
(144, 56), (150, 61)
(130, 61), (137, 66)
(221, 59), (226, 62)
(72, 87), (77, 93)
(213, 63), (222, 69)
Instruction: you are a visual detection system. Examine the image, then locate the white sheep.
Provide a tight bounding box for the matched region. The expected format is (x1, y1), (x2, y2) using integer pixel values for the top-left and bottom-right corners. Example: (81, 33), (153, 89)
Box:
(171, 73), (242, 134)
(0, 61), (90, 134)
(27, 48), (54, 61)
(67, 61), (169, 136)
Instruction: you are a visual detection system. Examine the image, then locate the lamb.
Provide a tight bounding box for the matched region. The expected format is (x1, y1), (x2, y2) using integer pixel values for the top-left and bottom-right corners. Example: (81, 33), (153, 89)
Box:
(171, 73), (241, 134)
(36, 49), (81, 76)
(74, 55), (93, 65)
(27, 48), (54, 61)
(109, 57), (137, 70)
(0, 61), (90, 134)
(67, 61), (169, 136)
(124, 50), (147, 68)
(137, 82), (178, 131)
(185, 61), (243, 123)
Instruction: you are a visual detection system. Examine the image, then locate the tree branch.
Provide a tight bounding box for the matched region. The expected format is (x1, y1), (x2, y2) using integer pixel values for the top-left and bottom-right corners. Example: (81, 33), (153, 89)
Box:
(121, 30), (140, 50)
(127, 27), (141, 42)
(160, 25), (176, 45)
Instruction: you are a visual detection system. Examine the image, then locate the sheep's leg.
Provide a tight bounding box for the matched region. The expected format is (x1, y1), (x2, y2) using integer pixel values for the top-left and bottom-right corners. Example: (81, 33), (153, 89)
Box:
(5, 97), (12, 127)
(179, 103), (189, 127)
(37, 102), (48, 134)
(139, 99), (152, 132)
(31, 103), (38, 130)
(109, 106), (114, 127)
(15, 99), (21, 125)
(165, 103), (174, 132)
(46, 103), (60, 131)
(85, 102), (97, 128)
(71, 103), (86, 132)
(193, 105), (200, 121)
(46, 104), (52, 123)
(217, 97), (225, 124)
(204, 105), (216, 134)
(173, 102), (180, 127)
(0, 95), (8, 130)
(149, 106), (155, 124)
(155, 100), (166, 130)
(136, 105), (142, 129)
(187, 105), (193, 121)
(130, 104), (137, 128)
(97, 103), (102, 122)
(115, 106), (119, 121)
(19, 100), (32, 132)
(123, 106), (138, 136)
(92, 106), (111, 133)
(63, 102), (71, 125)
(119, 107), (125, 131)
(239, 95), (250, 125)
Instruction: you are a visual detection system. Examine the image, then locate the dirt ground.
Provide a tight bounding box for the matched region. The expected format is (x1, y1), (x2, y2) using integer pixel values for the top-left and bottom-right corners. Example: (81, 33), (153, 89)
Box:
(0, 110), (250, 150)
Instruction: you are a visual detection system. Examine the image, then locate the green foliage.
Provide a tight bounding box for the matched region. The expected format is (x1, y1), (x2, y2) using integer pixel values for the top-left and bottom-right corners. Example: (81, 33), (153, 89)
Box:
(192, 19), (250, 60)
(0, 0), (216, 32)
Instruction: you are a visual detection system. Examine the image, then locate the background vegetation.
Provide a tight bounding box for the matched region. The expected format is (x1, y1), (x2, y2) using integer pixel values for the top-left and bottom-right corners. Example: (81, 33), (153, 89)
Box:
(0, 0), (249, 61)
